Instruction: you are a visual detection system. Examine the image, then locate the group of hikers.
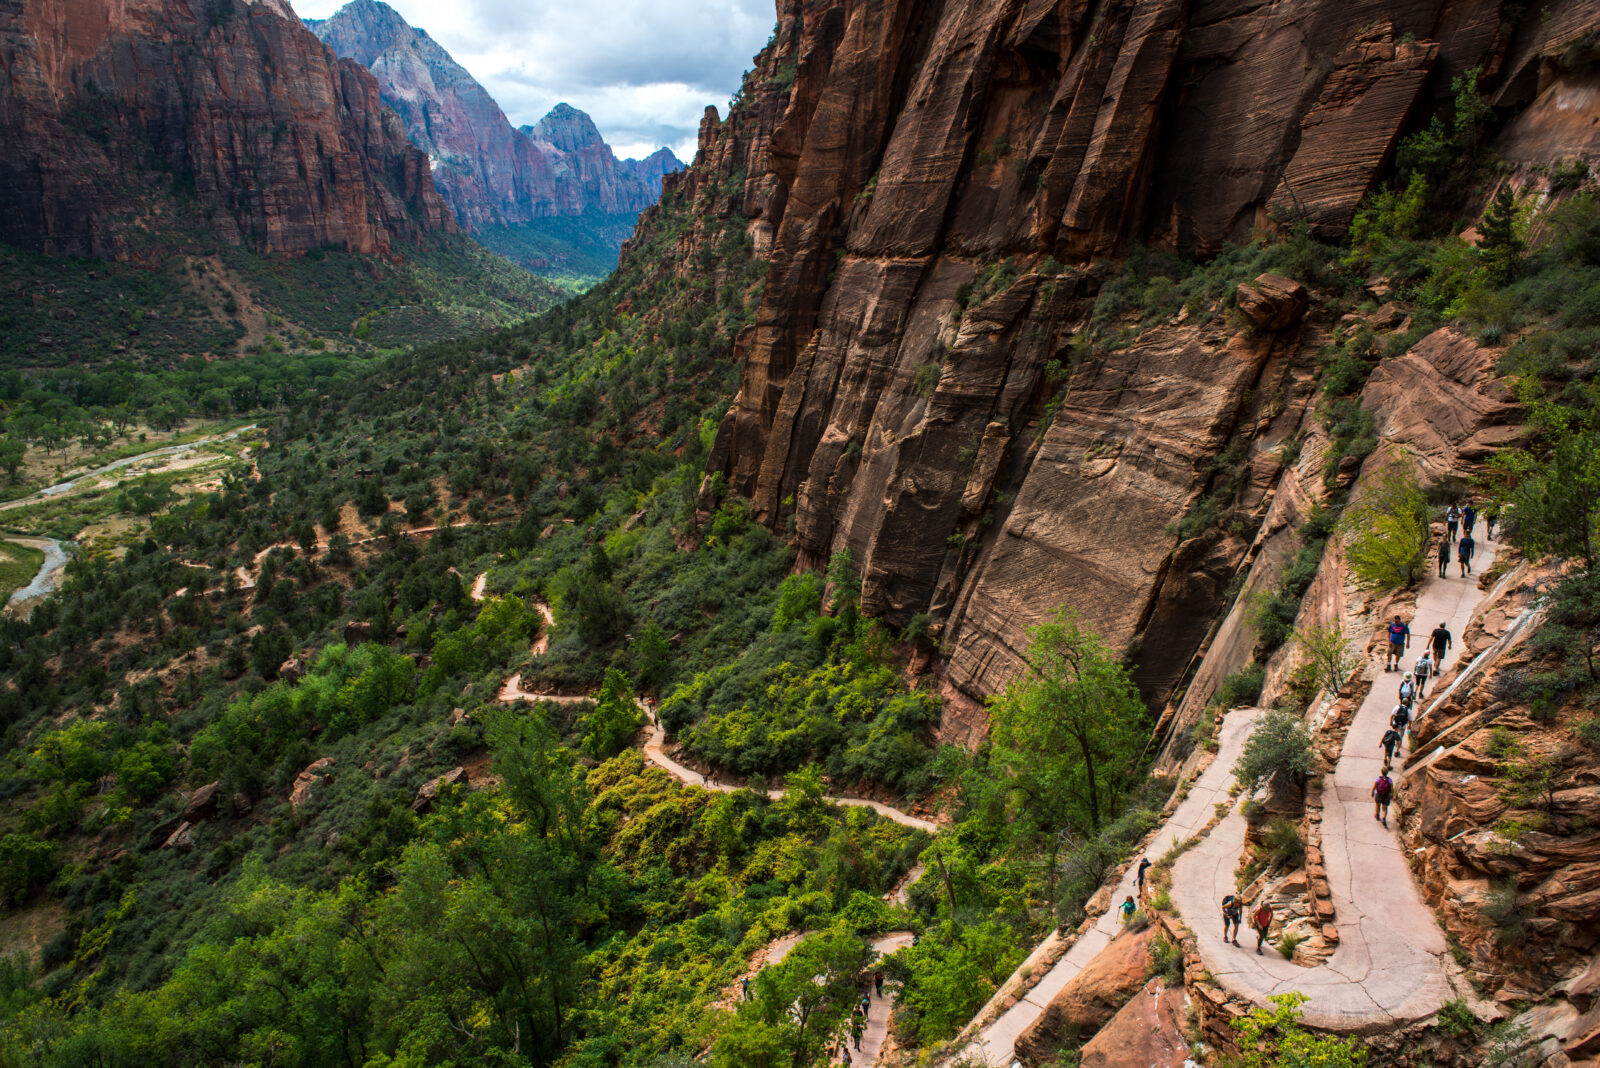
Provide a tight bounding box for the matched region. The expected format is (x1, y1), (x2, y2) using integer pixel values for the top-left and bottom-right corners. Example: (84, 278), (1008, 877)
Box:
(825, 977), (886, 1064)
(1437, 498), (1494, 579)
(1188, 500), (1483, 956)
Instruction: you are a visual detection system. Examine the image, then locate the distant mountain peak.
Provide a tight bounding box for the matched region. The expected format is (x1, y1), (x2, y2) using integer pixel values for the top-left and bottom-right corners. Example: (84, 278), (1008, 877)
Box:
(308, 4), (680, 234)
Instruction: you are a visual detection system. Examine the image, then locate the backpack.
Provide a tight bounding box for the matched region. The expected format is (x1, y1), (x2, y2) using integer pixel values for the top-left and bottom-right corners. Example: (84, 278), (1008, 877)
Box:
(1399, 678), (1415, 700)
(1375, 775), (1393, 800)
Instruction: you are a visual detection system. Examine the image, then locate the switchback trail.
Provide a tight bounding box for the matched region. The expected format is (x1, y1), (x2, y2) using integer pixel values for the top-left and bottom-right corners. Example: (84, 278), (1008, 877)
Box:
(1170, 539), (1498, 1031)
(956, 708), (1264, 1066)
(481, 574), (939, 833)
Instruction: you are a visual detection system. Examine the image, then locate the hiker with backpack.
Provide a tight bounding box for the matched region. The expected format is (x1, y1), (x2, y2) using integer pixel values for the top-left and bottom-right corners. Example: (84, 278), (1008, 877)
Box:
(1221, 894), (1243, 945)
(1413, 649), (1435, 699)
(1390, 702), (1411, 735)
(1137, 856), (1152, 896)
(1462, 502), (1477, 538)
(1398, 673), (1416, 708)
(1382, 726), (1404, 764)
(1384, 615), (1410, 672)
(1484, 502), (1499, 541)
(1372, 771), (1394, 826)
(1446, 503), (1461, 542)
(1438, 537), (1451, 578)
(1458, 532), (1476, 577)
(1252, 901), (1274, 955)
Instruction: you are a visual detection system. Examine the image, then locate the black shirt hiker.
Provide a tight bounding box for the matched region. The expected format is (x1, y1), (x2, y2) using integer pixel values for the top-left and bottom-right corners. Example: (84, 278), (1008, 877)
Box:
(1430, 625), (1452, 662)
(1438, 538), (1450, 578)
(1382, 727), (1403, 763)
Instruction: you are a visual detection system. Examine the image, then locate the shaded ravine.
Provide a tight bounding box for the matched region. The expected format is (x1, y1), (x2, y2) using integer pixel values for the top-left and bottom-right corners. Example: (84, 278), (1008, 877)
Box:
(1169, 539), (1500, 1032)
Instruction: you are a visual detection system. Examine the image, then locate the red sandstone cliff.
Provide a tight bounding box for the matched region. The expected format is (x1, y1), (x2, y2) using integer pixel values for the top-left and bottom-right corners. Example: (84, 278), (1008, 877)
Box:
(0, 0), (453, 260)
(676, 0), (1597, 714)
(306, 0), (682, 228)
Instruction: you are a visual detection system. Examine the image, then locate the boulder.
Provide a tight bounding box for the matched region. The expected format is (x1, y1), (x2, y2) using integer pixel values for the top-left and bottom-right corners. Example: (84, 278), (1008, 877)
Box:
(232, 792), (253, 817)
(163, 821), (196, 853)
(290, 757), (336, 809)
(344, 620), (371, 646)
(182, 781), (223, 823)
(1014, 927), (1155, 1061)
(1236, 273), (1309, 331)
(278, 657), (305, 684)
(413, 767), (468, 812)
(1079, 977), (1190, 1068)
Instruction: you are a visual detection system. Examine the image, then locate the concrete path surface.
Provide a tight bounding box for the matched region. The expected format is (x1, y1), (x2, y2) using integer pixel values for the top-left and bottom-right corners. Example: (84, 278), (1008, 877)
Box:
(1171, 538), (1497, 1031)
(956, 708), (1264, 1066)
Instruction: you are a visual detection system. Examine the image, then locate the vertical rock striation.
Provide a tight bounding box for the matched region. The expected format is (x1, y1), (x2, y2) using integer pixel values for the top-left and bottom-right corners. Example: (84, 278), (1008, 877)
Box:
(675, 0), (1579, 715)
(0, 0), (453, 260)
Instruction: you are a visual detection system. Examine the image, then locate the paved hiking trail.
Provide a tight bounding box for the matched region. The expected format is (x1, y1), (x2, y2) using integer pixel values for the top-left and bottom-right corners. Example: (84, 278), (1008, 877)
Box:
(956, 709), (1265, 1066)
(1170, 538), (1498, 1031)
(479, 574), (939, 833)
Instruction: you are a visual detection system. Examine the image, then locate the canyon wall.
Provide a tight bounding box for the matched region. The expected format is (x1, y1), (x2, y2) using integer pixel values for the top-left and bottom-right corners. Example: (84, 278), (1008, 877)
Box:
(681, 0), (1596, 716)
(0, 0), (453, 260)
(307, 0), (683, 229)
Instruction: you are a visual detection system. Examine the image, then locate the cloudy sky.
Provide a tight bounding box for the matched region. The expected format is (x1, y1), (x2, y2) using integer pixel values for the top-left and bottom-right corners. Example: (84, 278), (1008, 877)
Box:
(293, 0), (775, 160)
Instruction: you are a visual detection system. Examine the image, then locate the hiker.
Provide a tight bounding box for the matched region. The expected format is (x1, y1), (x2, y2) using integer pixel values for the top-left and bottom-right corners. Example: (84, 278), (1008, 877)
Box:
(850, 1004), (866, 1051)
(1462, 502), (1477, 537)
(1384, 615), (1410, 671)
(1413, 650), (1435, 699)
(1430, 622), (1453, 666)
(1137, 857), (1152, 896)
(1221, 894), (1243, 945)
(1458, 532), (1476, 577)
(1120, 895), (1137, 923)
(874, 971), (884, 997)
(1252, 900), (1274, 955)
(1390, 702), (1411, 735)
(1438, 537), (1451, 578)
(1398, 673), (1416, 709)
(741, 976), (750, 1001)
(1485, 502), (1499, 541)
(1381, 726), (1404, 764)
(1372, 770), (1394, 826)
(1446, 502), (1461, 542)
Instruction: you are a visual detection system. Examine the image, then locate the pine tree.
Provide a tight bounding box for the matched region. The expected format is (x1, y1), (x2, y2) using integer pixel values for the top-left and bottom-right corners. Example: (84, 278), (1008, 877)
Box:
(1480, 183), (1523, 283)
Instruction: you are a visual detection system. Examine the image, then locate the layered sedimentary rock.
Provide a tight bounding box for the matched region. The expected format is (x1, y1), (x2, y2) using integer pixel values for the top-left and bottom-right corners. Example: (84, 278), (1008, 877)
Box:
(307, 0), (681, 228)
(0, 0), (452, 259)
(683, 0), (1577, 712)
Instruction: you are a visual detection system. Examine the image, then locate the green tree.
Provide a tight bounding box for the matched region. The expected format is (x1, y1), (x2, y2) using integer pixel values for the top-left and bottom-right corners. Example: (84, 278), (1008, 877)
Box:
(1225, 992), (1369, 1068)
(581, 669), (642, 759)
(1480, 184), (1524, 283)
(711, 926), (870, 1068)
(0, 436), (23, 482)
(1292, 623), (1355, 697)
(772, 571), (822, 631)
(1338, 464), (1429, 589)
(988, 608), (1147, 836)
(1503, 399), (1600, 568)
(631, 620), (671, 692)
(1235, 710), (1314, 795)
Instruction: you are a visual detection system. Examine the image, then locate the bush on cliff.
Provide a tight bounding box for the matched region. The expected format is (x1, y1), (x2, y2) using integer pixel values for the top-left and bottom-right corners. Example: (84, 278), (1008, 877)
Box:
(1338, 464), (1429, 589)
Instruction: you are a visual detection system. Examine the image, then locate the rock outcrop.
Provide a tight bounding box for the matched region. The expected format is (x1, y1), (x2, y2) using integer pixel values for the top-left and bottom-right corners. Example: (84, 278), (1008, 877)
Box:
(1014, 926), (1155, 1061)
(0, 0), (453, 260)
(680, 0), (1574, 714)
(1077, 977), (1190, 1068)
(306, 0), (682, 229)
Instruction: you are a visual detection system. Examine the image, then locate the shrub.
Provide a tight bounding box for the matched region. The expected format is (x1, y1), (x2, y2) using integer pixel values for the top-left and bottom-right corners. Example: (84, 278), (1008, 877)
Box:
(1234, 711), (1314, 795)
(1264, 817), (1305, 868)
(1148, 933), (1184, 984)
(1278, 930), (1306, 959)
(1437, 998), (1479, 1038)
(1338, 464), (1430, 589)
(1291, 623), (1355, 696)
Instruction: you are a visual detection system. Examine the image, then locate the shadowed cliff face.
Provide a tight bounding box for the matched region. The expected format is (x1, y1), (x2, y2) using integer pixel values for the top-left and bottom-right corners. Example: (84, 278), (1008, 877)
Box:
(0, 0), (452, 260)
(684, 0), (1594, 712)
(307, 0), (683, 228)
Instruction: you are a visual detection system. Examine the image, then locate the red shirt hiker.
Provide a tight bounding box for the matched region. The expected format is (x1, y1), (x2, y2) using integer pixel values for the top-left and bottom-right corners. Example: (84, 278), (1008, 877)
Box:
(1252, 903), (1273, 955)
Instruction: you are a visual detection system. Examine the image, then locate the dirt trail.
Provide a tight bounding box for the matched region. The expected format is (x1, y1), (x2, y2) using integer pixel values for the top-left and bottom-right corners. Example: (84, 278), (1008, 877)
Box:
(1169, 539), (1500, 1031)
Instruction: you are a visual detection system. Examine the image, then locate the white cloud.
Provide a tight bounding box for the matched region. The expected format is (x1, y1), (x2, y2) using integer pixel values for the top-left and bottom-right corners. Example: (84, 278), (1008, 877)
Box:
(294, 0), (774, 160)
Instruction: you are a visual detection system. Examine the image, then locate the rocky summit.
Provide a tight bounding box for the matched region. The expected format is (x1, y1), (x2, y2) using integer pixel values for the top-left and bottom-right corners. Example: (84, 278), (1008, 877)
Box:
(306, 0), (683, 229)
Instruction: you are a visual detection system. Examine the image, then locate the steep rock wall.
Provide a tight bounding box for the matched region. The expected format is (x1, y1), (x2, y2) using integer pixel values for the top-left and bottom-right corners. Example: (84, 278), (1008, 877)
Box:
(689, 0), (1577, 712)
(0, 0), (452, 259)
